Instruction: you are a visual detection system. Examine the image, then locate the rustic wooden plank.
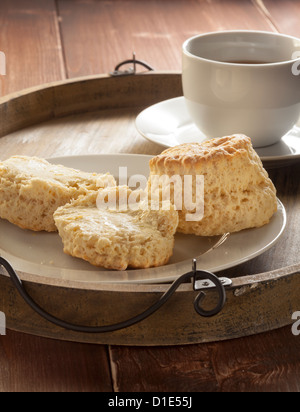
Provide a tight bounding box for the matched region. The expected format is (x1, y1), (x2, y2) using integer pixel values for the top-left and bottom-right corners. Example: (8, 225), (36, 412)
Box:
(0, 330), (112, 392)
(0, 0), (65, 96)
(110, 326), (300, 392)
(57, 0), (275, 77)
(259, 0), (300, 37)
(208, 326), (300, 392)
(109, 343), (219, 392)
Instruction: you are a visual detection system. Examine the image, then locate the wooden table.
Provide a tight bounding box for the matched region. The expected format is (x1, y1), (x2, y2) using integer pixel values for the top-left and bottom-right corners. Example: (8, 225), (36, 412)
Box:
(1, 0), (300, 393)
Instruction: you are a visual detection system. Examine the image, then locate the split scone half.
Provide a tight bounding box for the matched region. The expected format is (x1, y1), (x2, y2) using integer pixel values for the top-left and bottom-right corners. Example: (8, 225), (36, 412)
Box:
(148, 134), (278, 236)
(54, 186), (179, 271)
(0, 156), (116, 232)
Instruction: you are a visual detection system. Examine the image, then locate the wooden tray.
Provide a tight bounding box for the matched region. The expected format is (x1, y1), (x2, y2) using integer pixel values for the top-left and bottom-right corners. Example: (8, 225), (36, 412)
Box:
(0, 72), (299, 346)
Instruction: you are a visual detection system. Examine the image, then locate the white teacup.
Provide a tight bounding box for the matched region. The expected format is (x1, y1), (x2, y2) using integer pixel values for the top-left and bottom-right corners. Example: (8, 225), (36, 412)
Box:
(182, 30), (300, 148)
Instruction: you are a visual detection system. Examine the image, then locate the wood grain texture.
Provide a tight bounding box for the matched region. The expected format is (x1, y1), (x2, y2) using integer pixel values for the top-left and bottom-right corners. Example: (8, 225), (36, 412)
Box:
(0, 73), (183, 160)
(110, 326), (300, 392)
(260, 0), (300, 37)
(0, 0), (65, 96)
(0, 330), (112, 392)
(57, 0), (275, 77)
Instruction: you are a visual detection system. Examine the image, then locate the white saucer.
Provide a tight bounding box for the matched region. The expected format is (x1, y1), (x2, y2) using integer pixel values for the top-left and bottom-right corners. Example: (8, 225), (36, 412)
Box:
(136, 97), (300, 168)
(0, 154), (286, 285)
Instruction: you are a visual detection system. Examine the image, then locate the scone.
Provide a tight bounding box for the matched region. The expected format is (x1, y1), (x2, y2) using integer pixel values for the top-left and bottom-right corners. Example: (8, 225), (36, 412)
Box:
(54, 186), (179, 270)
(148, 134), (278, 236)
(0, 156), (116, 232)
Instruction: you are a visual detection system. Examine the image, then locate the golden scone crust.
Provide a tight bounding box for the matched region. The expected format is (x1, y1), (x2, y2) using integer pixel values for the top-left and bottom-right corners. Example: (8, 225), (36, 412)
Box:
(54, 187), (179, 271)
(148, 134), (278, 236)
(0, 156), (116, 232)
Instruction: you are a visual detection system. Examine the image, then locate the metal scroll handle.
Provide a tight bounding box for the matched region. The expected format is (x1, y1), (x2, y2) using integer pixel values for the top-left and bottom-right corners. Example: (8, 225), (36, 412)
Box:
(0, 256), (227, 334)
(110, 52), (155, 76)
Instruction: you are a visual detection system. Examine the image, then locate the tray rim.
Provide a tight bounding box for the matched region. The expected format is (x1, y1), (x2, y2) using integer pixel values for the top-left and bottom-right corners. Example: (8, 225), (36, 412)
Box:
(1, 261), (299, 293)
(0, 70), (182, 138)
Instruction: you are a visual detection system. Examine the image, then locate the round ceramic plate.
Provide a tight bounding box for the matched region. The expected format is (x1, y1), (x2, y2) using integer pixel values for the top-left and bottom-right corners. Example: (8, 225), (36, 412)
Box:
(0, 154), (286, 284)
(136, 97), (300, 168)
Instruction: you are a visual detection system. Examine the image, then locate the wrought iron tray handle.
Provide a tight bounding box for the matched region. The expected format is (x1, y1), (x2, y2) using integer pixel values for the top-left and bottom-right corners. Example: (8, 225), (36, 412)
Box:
(0, 256), (229, 334)
(110, 52), (155, 76)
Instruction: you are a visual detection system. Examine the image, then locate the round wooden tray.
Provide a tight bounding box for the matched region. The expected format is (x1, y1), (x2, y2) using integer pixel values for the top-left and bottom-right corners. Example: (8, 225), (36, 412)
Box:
(0, 72), (299, 346)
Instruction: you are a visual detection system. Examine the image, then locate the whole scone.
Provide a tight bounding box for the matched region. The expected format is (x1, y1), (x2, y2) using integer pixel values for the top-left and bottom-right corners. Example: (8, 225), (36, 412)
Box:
(54, 186), (179, 271)
(0, 156), (116, 232)
(148, 134), (278, 236)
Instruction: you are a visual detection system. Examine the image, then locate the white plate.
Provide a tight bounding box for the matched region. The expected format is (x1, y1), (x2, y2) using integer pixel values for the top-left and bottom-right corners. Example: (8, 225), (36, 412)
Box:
(0, 154), (286, 284)
(136, 97), (300, 168)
